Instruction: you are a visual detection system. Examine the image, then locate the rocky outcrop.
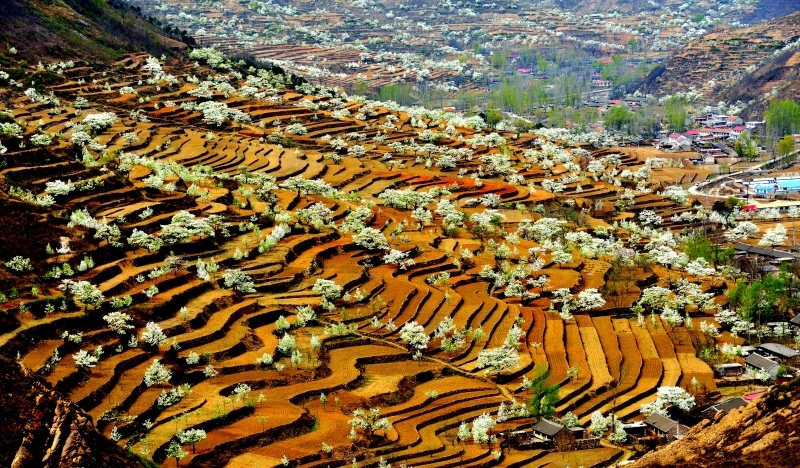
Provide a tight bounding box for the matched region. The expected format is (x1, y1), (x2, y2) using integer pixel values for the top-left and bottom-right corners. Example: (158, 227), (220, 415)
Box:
(0, 357), (139, 468)
(634, 377), (800, 468)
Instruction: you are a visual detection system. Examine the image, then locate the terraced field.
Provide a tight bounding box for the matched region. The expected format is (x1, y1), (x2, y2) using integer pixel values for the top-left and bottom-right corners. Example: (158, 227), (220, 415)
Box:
(0, 49), (726, 467)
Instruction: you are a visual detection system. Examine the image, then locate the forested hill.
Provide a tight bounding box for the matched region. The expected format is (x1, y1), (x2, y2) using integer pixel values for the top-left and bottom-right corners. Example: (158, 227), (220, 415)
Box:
(0, 0), (189, 62)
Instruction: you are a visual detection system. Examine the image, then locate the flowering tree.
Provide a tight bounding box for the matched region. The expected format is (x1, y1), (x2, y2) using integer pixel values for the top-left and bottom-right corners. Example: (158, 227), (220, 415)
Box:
(476, 345), (520, 375)
(758, 224), (787, 248)
(141, 321), (168, 347)
(103, 311), (134, 334)
(352, 227), (389, 250)
(223, 269), (256, 293)
(661, 185), (689, 205)
(551, 249), (573, 267)
(470, 413), (496, 444)
(59, 279), (104, 310)
(348, 407), (391, 440)
(178, 428), (207, 453)
(640, 386), (696, 416)
(73, 349), (99, 368)
(143, 359), (171, 386)
(399, 321), (430, 350)
(723, 222), (759, 242)
(312, 279), (342, 301)
(383, 249), (415, 270)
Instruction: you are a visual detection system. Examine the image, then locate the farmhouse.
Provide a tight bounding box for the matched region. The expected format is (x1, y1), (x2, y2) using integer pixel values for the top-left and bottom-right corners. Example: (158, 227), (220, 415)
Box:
(622, 421), (648, 437)
(644, 413), (690, 441)
(745, 353), (780, 380)
(701, 397), (749, 419)
(756, 343), (800, 362)
(733, 243), (796, 261)
(714, 363), (745, 377)
(530, 419), (578, 451)
(790, 313), (800, 329)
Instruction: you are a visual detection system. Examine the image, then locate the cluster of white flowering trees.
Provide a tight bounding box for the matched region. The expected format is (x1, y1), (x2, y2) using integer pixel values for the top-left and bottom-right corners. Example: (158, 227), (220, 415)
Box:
(640, 386), (696, 416)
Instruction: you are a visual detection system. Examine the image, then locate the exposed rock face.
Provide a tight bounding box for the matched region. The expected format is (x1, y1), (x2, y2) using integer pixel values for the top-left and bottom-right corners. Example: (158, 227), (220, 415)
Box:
(0, 357), (139, 468)
(634, 377), (800, 468)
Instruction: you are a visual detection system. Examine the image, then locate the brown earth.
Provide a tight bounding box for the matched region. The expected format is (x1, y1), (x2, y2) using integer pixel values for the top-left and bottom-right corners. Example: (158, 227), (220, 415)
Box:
(0, 356), (143, 468)
(634, 376), (800, 468)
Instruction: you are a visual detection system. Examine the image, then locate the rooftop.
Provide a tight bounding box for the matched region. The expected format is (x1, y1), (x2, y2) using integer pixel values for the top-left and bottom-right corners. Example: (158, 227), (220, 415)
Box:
(745, 353), (779, 370)
(531, 419), (565, 437)
(704, 397), (749, 415)
(645, 413), (677, 433)
(757, 343), (800, 359)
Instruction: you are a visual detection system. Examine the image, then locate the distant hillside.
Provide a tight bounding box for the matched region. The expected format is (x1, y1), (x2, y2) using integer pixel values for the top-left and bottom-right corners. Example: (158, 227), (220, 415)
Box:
(551, 0), (798, 19)
(741, 0), (800, 24)
(636, 11), (800, 109)
(0, 0), (189, 61)
(719, 38), (800, 119)
(634, 377), (800, 468)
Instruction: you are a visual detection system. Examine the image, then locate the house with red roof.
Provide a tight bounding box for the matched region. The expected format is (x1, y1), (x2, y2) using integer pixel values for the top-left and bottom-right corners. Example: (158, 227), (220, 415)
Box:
(727, 116), (743, 127)
(712, 128), (732, 138)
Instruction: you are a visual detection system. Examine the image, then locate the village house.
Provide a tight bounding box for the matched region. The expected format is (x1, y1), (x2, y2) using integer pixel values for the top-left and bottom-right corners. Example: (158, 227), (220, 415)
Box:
(756, 343), (800, 362)
(714, 363), (745, 378)
(745, 353), (781, 380)
(733, 243), (797, 261)
(530, 419), (578, 451)
(712, 128), (731, 139)
(789, 313), (800, 330)
(726, 115), (744, 126)
(644, 413), (691, 441)
(730, 126), (746, 138)
(701, 397), (749, 419)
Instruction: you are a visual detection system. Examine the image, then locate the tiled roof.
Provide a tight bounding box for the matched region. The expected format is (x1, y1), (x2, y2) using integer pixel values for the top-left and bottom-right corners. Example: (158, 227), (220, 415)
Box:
(645, 413), (677, 433)
(532, 419), (565, 437)
(745, 353), (778, 370)
(707, 397), (749, 414)
(757, 343), (800, 359)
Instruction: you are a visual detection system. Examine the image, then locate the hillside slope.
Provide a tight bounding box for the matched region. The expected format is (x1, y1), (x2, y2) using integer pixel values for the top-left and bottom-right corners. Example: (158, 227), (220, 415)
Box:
(0, 0), (188, 61)
(0, 357), (143, 468)
(634, 377), (800, 468)
(637, 12), (800, 105)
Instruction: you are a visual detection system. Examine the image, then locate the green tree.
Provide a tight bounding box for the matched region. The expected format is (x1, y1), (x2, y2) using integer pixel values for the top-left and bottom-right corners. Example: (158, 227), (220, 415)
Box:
(378, 84), (414, 106)
(605, 105), (632, 132)
(354, 80), (370, 96)
(765, 99), (800, 138)
(734, 134), (759, 161)
(525, 367), (560, 421)
(682, 230), (734, 266)
(664, 95), (687, 132)
(486, 108), (503, 128)
(491, 50), (508, 70)
(728, 270), (795, 324)
(711, 197), (744, 225)
(777, 135), (796, 157)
